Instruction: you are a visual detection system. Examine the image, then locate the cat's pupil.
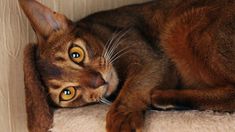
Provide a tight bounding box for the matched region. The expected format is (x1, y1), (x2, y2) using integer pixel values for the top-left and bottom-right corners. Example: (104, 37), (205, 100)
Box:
(71, 52), (80, 58)
(64, 90), (71, 95)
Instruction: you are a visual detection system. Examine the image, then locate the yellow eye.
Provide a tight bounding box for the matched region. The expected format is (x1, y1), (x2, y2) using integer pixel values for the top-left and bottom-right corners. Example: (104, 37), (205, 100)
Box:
(60, 87), (76, 101)
(69, 46), (85, 63)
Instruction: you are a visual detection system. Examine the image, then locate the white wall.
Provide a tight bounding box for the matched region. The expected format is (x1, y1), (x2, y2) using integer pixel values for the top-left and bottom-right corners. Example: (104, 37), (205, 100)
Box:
(0, 0), (147, 132)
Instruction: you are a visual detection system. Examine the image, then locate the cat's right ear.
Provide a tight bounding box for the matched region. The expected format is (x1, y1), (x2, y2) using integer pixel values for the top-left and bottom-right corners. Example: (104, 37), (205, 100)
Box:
(19, 0), (72, 43)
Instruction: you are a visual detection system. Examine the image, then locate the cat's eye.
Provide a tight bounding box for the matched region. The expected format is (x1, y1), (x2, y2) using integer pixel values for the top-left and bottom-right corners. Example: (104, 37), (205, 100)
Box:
(69, 46), (85, 64)
(60, 87), (76, 101)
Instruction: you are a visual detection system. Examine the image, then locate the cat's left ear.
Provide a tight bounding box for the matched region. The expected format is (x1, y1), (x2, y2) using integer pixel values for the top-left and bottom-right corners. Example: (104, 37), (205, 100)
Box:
(19, 0), (72, 43)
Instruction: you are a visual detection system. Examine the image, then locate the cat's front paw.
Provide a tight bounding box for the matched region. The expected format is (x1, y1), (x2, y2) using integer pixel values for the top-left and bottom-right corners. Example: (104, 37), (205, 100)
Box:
(106, 104), (144, 132)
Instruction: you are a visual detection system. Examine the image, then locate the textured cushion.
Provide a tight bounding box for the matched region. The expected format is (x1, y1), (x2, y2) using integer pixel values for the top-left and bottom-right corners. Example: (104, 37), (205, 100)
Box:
(51, 104), (235, 132)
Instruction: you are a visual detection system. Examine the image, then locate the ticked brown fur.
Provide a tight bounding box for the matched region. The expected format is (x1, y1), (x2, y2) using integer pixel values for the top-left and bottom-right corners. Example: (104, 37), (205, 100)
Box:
(24, 44), (53, 131)
(20, 0), (235, 132)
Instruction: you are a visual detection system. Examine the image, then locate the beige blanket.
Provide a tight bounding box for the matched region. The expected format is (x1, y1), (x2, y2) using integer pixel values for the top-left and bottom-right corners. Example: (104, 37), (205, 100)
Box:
(51, 104), (235, 132)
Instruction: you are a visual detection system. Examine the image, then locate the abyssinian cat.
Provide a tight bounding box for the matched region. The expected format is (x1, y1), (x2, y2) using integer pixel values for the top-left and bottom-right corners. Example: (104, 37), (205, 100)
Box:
(19, 0), (235, 131)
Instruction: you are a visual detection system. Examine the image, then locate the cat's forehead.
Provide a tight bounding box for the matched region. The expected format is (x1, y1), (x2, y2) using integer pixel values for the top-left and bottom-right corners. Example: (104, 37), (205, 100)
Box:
(39, 32), (85, 56)
(37, 26), (104, 65)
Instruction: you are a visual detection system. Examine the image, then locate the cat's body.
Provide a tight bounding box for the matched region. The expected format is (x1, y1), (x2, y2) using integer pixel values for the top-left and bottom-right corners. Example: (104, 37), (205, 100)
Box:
(20, 0), (235, 131)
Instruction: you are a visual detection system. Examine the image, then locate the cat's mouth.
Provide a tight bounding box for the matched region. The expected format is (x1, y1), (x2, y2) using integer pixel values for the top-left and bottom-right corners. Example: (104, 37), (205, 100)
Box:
(97, 81), (112, 105)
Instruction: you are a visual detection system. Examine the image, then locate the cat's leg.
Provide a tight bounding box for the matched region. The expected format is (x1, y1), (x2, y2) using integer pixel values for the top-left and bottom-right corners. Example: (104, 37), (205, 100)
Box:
(106, 77), (154, 132)
(151, 86), (235, 111)
(106, 90), (147, 132)
(106, 101), (145, 132)
(24, 44), (53, 132)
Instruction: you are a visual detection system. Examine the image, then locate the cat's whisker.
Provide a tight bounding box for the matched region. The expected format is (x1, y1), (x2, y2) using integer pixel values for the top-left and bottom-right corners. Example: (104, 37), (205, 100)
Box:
(100, 97), (112, 105)
(107, 38), (127, 61)
(102, 38), (112, 60)
(109, 45), (134, 64)
(103, 28), (132, 69)
(107, 29), (131, 60)
(105, 28), (131, 61)
(102, 33), (120, 69)
(103, 30), (121, 59)
(109, 29), (131, 53)
(109, 42), (140, 64)
(109, 50), (131, 64)
(103, 39), (113, 59)
(109, 46), (131, 61)
(103, 34), (123, 68)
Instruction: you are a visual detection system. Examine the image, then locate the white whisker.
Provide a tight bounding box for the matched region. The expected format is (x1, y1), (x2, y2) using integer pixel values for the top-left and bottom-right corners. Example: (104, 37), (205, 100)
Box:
(109, 45), (133, 63)
(102, 27), (133, 68)
(109, 50), (131, 64)
(107, 29), (131, 60)
(100, 97), (112, 105)
(102, 31), (118, 59)
(104, 29), (125, 58)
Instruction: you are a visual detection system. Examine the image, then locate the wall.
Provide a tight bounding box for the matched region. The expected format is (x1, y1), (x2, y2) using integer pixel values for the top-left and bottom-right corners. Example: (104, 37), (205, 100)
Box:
(0, 0), (147, 132)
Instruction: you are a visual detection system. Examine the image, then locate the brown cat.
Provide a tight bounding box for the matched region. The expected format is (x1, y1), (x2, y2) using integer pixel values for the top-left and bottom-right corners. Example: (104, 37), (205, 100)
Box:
(20, 0), (235, 132)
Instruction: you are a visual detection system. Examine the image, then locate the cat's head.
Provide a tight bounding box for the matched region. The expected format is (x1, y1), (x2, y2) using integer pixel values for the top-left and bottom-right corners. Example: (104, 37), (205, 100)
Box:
(20, 0), (118, 107)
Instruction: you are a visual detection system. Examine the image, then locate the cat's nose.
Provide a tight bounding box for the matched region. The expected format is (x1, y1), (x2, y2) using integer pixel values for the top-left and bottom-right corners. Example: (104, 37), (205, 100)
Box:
(92, 73), (106, 88)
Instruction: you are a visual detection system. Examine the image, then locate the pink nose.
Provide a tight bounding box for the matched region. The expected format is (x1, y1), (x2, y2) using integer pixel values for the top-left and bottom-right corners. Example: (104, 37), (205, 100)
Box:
(94, 74), (106, 88)
(82, 70), (107, 88)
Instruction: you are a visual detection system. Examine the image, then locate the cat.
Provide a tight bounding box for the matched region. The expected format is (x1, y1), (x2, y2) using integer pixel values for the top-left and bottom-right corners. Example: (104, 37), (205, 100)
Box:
(20, 0), (235, 131)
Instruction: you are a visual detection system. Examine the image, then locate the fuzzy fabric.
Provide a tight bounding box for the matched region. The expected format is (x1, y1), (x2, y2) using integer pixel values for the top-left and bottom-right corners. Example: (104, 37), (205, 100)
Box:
(51, 104), (235, 132)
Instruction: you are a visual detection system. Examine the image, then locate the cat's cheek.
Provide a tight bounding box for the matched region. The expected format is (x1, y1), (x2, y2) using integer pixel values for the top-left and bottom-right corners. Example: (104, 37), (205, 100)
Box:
(80, 87), (103, 103)
(104, 69), (119, 96)
(49, 89), (61, 106)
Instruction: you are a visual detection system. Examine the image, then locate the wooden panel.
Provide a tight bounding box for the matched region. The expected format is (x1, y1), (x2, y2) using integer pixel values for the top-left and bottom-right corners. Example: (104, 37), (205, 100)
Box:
(0, 0), (147, 132)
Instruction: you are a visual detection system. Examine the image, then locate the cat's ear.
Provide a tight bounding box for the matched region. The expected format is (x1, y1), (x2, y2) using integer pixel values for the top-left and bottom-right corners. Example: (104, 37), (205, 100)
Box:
(19, 0), (72, 42)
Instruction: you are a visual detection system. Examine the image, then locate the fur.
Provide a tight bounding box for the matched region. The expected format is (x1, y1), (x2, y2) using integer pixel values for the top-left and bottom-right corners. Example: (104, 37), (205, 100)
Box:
(24, 43), (53, 132)
(19, 0), (235, 131)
